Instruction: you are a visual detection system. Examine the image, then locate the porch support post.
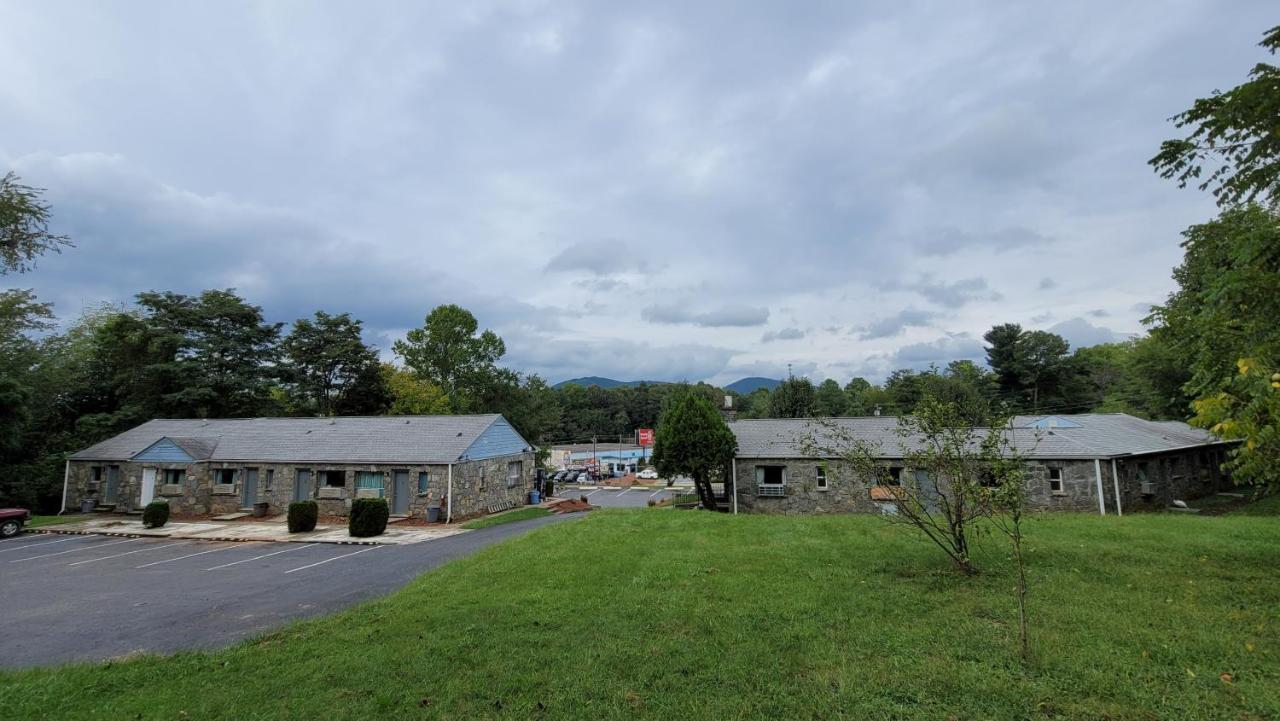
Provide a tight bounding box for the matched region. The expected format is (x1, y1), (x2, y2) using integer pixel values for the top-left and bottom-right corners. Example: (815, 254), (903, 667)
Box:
(1094, 458), (1106, 516)
(1111, 458), (1122, 516)
(446, 463), (454, 524)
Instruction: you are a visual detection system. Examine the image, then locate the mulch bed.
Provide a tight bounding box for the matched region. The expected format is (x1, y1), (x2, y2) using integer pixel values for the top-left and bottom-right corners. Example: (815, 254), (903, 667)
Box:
(548, 499), (594, 513)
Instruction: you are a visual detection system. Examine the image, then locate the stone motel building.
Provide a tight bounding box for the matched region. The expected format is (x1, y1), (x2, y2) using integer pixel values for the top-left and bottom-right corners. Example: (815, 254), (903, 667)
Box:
(64, 415), (536, 522)
(728, 414), (1236, 516)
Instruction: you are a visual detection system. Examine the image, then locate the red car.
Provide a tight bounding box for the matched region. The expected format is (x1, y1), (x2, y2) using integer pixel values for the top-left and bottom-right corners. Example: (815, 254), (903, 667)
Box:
(0, 508), (31, 539)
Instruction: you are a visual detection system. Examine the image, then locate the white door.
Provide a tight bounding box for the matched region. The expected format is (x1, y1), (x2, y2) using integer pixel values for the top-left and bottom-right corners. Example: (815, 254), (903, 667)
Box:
(140, 468), (157, 506)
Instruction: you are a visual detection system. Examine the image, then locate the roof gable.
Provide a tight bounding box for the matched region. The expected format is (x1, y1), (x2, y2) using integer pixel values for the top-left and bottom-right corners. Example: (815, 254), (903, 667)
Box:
(131, 437), (198, 463)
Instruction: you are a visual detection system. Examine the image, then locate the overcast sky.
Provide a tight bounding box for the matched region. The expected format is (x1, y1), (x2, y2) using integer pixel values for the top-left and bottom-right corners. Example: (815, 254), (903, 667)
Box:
(1, 2), (1273, 385)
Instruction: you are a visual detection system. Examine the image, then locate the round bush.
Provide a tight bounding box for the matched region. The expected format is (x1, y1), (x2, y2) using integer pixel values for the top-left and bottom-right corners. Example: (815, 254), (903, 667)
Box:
(142, 500), (170, 529)
(349, 498), (389, 537)
(287, 500), (318, 533)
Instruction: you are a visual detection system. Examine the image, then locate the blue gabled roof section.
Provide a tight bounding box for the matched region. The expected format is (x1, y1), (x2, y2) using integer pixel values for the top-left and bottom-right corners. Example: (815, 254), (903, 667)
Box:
(1024, 416), (1084, 429)
(131, 437), (196, 463)
(459, 416), (531, 461)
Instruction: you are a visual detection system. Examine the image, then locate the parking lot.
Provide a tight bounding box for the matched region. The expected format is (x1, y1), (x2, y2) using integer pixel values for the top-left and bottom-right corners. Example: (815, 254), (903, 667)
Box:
(564, 485), (686, 508)
(0, 514), (572, 669)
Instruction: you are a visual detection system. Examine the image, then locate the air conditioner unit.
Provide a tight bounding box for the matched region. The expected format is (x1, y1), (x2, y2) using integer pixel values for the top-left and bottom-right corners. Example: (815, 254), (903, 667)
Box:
(1140, 481), (1157, 496)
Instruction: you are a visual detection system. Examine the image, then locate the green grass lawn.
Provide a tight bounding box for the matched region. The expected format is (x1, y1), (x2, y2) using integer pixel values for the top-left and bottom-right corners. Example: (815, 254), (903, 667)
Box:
(26, 513), (93, 529)
(1230, 491), (1280, 516)
(3, 511), (1278, 720)
(461, 507), (553, 529)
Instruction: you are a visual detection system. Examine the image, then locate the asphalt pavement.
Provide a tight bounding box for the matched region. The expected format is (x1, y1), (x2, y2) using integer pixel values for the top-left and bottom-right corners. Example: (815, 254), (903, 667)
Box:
(0, 513), (574, 669)
(563, 485), (687, 508)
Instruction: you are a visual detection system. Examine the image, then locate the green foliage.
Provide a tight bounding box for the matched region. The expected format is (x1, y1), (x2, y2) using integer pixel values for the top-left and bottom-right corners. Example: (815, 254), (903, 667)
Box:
(1150, 26), (1280, 207)
(392, 304), (505, 411)
(0, 172), (72, 275)
(280, 311), (387, 416)
(142, 501), (170, 529)
(652, 387), (737, 509)
(348, 498), (389, 537)
(460, 507), (552, 529)
(813, 378), (846, 416)
(767, 376), (815, 418)
(287, 500), (318, 533)
(381, 364), (451, 415)
(1148, 206), (1280, 484)
(983, 324), (1078, 412)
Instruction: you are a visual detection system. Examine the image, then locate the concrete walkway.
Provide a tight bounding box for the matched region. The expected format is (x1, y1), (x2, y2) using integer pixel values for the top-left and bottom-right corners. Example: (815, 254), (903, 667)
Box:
(31, 515), (466, 545)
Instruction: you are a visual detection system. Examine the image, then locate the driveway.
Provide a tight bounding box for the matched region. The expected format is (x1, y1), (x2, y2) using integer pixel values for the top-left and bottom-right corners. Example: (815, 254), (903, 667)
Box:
(0, 514), (573, 669)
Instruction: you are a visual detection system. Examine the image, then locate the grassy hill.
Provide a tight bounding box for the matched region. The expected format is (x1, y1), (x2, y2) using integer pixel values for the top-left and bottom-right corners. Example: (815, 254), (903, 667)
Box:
(5, 511), (1278, 720)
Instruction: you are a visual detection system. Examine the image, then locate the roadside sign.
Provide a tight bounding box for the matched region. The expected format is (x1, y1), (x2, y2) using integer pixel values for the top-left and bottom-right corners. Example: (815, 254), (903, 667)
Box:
(637, 428), (654, 446)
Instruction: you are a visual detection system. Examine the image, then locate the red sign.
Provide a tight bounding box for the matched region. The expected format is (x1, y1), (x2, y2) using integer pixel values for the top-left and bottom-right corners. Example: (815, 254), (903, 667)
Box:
(637, 428), (655, 447)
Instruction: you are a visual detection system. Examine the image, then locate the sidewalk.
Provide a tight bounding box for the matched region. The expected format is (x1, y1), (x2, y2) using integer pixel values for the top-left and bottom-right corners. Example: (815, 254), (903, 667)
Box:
(28, 515), (467, 546)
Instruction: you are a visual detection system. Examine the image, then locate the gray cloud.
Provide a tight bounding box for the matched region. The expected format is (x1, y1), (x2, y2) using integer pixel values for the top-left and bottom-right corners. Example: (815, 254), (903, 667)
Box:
(642, 303), (769, 327)
(1038, 277), (1057, 291)
(1046, 317), (1133, 349)
(892, 333), (987, 369)
(762, 327), (805, 342)
(1087, 308), (1109, 318)
(917, 226), (1051, 256)
(858, 308), (936, 340)
(909, 277), (1002, 307)
(1, 1), (1270, 385)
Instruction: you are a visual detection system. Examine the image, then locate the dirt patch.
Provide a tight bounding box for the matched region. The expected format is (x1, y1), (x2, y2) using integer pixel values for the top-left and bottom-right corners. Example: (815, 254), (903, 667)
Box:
(548, 499), (594, 513)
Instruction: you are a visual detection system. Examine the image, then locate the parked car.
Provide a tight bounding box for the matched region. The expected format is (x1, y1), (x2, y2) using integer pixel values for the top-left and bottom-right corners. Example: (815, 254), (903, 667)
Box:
(552, 470), (567, 481)
(576, 472), (591, 483)
(0, 508), (32, 539)
(637, 468), (659, 480)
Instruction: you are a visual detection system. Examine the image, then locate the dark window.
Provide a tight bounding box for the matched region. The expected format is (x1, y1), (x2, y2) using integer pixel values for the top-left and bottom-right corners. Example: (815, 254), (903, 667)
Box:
(163, 469), (185, 485)
(886, 467), (903, 486)
(1048, 467), (1064, 494)
(91, 466), (103, 482)
(214, 468), (236, 485)
(264, 469), (274, 491)
(321, 470), (346, 488)
(816, 466), (828, 490)
(418, 472), (430, 494)
(978, 468), (1000, 488)
(759, 466), (784, 485)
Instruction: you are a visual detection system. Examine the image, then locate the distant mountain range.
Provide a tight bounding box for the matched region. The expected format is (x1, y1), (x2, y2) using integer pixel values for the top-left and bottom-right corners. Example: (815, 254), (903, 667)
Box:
(723, 376), (781, 394)
(554, 376), (781, 393)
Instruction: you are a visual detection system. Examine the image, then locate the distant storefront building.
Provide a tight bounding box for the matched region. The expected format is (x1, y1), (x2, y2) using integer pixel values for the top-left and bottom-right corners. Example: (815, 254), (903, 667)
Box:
(549, 442), (649, 475)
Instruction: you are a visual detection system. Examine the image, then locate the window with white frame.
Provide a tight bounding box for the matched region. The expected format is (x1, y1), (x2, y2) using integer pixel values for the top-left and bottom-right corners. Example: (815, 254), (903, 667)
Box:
(264, 469), (274, 491)
(507, 461), (523, 488)
(756, 466), (785, 497)
(1048, 467), (1064, 495)
(816, 465), (828, 491)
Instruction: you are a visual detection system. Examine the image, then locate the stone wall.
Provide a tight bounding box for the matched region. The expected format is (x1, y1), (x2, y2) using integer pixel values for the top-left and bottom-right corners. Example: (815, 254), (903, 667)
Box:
(732, 446), (1231, 516)
(67, 450), (536, 520)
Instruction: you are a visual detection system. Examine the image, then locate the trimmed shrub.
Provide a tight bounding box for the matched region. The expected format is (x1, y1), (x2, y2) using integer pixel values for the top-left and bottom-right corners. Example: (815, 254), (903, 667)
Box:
(142, 500), (170, 529)
(349, 498), (389, 537)
(288, 500), (319, 533)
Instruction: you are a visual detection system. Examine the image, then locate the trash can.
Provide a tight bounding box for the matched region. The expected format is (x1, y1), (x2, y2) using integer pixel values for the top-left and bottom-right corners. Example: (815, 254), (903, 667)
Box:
(80, 498), (96, 514)
(252, 501), (270, 518)
(528, 490), (541, 505)
(543, 480), (555, 499)
(426, 506), (441, 523)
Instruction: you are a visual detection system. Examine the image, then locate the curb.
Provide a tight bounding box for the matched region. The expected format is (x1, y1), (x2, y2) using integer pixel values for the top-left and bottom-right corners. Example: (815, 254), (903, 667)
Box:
(24, 528), (390, 546)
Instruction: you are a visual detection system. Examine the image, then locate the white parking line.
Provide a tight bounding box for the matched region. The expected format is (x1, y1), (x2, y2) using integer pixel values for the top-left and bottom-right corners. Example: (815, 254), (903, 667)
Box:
(207, 543), (315, 570)
(283, 545), (381, 574)
(67, 541), (190, 567)
(136, 543), (245, 568)
(649, 490), (664, 498)
(0, 536), (79, 554)
(584, 489), (601, 498)
(9, 537), (137, 563)
(617, 488), (631, 496)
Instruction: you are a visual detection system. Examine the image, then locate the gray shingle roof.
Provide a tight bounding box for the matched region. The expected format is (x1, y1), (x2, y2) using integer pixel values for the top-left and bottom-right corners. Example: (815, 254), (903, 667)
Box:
(730, 413), (1226, 460)
(71, 415), (510, 464)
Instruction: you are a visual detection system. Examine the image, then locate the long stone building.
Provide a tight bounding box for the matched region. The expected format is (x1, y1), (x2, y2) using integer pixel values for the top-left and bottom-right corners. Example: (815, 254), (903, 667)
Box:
(729, 414), (1235, 515)
(64, 415), (535, 521)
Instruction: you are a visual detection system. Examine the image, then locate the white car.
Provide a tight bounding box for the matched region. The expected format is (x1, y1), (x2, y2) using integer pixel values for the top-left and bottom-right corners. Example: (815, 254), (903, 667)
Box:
(637, 468), (659, 480)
